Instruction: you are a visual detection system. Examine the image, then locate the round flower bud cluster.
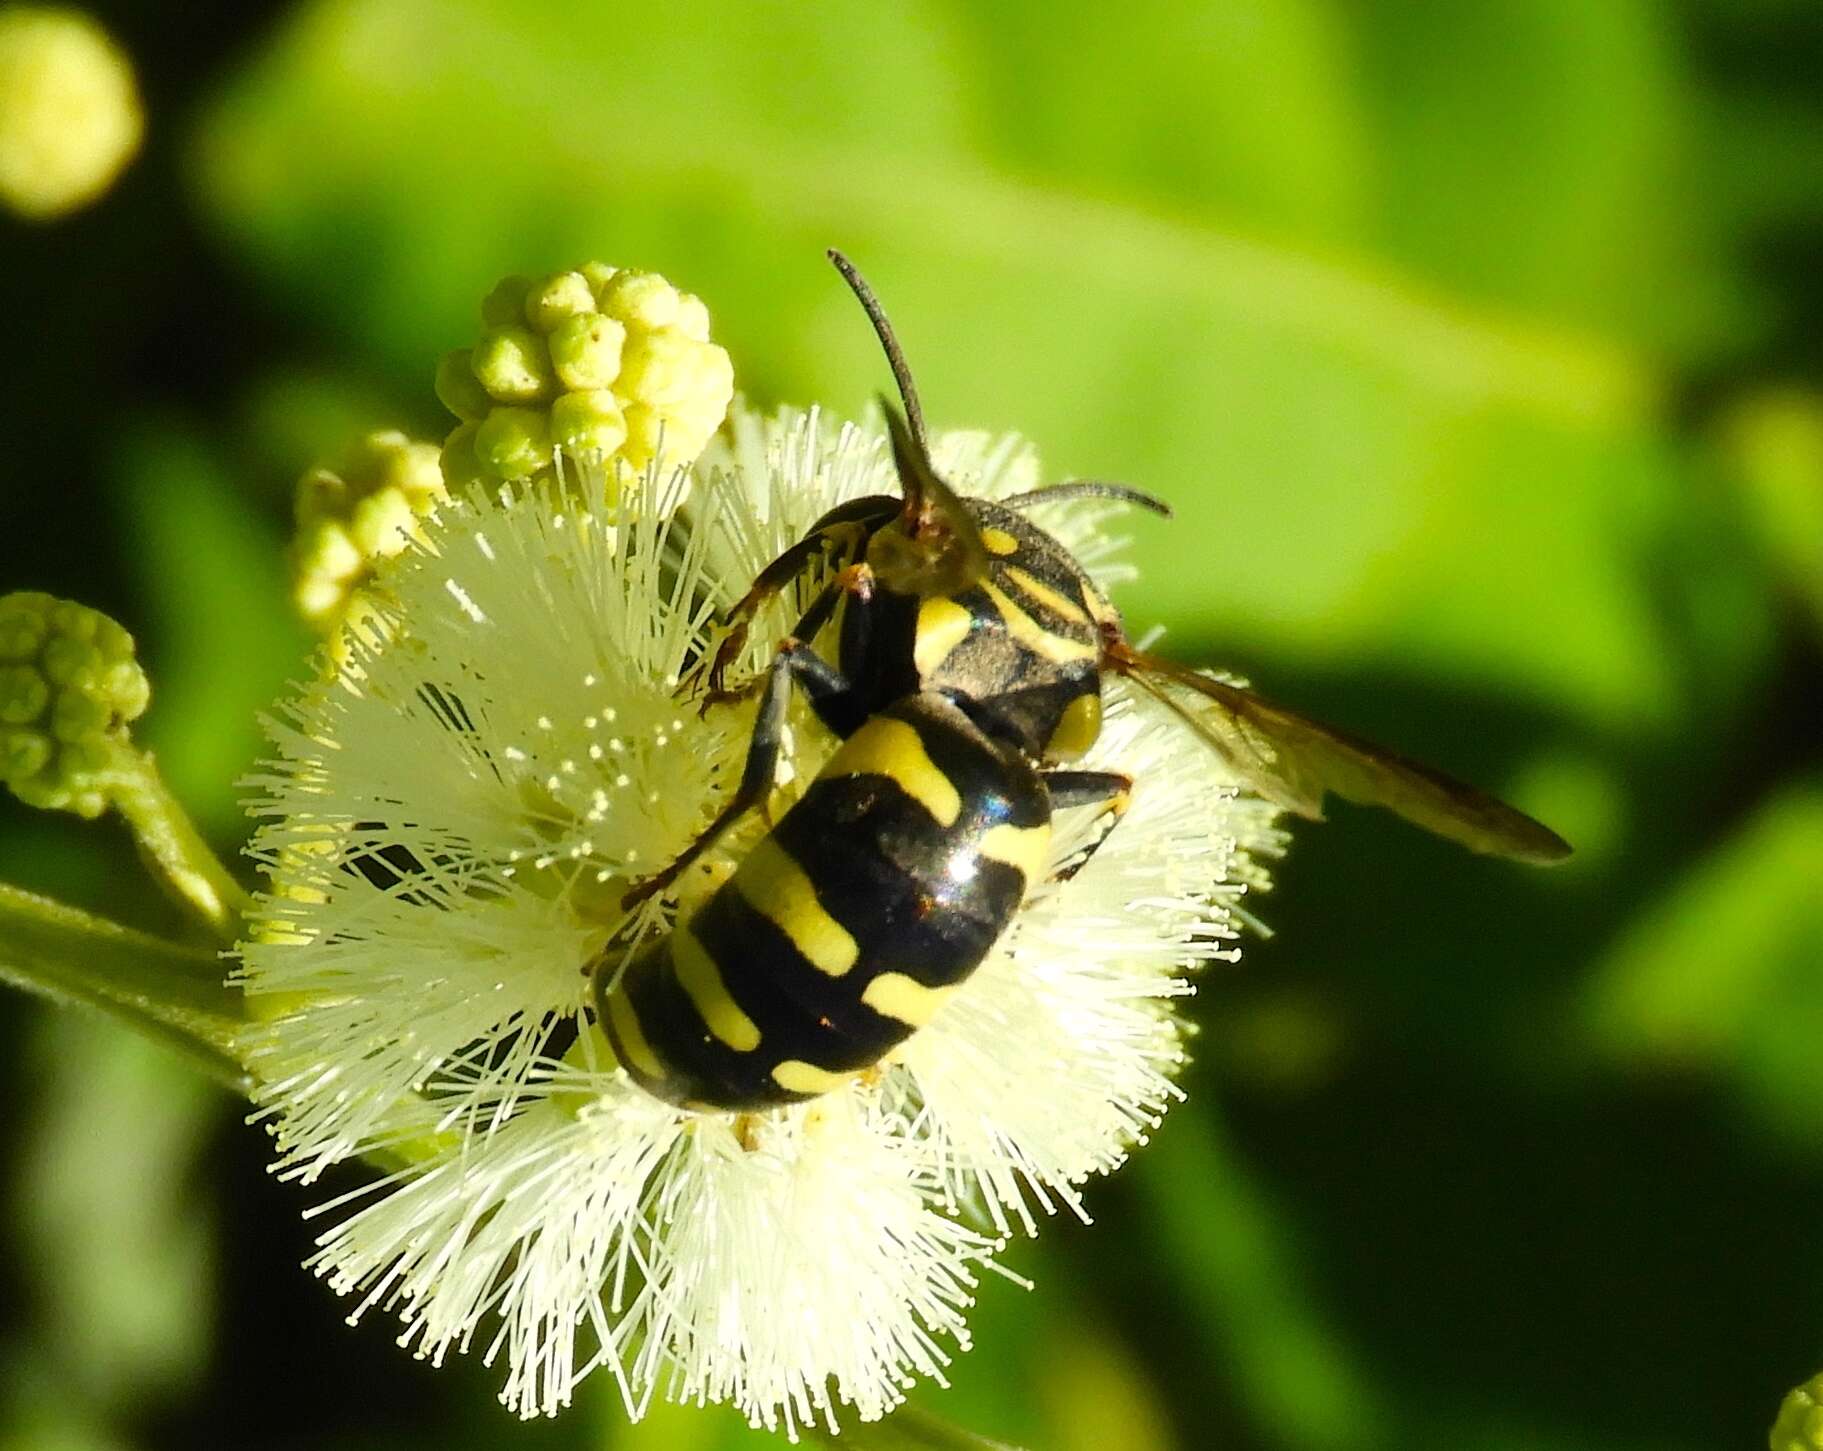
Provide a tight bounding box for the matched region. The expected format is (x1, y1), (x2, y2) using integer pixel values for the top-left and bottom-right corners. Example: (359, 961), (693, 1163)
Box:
(290, 429), (446, 631)
(0, 6), (142, 220)
(1775, 1372), (1823, 1451)
(436, 264), (734, 496)
(0, 591), (148, 818)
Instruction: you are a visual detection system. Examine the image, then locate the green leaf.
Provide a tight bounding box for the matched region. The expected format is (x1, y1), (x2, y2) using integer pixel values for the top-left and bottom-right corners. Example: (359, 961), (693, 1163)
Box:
(0, 882), (246, 1089)
(1580, 781), (1823, 1138)
(110, 418), (310, 837)
(183, 0), (1755, 731)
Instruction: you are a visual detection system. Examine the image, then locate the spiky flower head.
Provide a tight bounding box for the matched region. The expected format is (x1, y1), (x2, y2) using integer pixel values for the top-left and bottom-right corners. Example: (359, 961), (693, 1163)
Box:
(437, 264), (734, 497)
(237, 403), (1282, 1434)
(0, 6), (142, 220)
(0, 591), (147, 818)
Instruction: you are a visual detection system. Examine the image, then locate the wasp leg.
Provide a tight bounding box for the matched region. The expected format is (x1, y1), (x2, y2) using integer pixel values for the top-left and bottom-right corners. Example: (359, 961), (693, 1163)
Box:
(687, 498), (895, 701)
(697, 561), (876, 715)
(1040, 770), (1133, 882)
(623, 637), (864, 910)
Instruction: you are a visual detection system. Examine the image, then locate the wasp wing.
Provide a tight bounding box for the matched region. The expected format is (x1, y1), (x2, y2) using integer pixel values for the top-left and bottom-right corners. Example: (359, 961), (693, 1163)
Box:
(1112, 646), (1571, 865)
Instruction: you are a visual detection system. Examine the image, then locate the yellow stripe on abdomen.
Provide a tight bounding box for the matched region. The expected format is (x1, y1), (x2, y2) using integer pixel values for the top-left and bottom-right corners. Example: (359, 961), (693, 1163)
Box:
(979, 821), (1052, 886)
(604, 986), (667, 1081)
(771, 1059), (853, 1095)
(820, 715), (963, 827)
(731, 836), (860, 976)
(671, 924), (762, 1051)
(861, 971), (958, 1028)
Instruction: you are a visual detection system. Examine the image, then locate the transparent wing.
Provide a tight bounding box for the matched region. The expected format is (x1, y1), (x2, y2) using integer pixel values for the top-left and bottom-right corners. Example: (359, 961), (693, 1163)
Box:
(1111, 645), (1572, 865)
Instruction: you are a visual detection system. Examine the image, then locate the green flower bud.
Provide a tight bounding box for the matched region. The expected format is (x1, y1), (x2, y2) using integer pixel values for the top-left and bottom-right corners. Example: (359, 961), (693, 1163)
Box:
(547, 313), (626, 392)
(1774, 1372), (1823, 1451)
(474, 405), (551, 480)
(597, 269), (680, 330)
(580, 260), (618, 298)
(0, 592), (147, 818)
(480, 274), (531, 327)
(0, 7), (142, 221)
(434, 349), (491, 422)
(523, 270), (596, 332)
(439, 421), (486, 489)
(289, 430), (446, 630)
(471, 325), (555, 404)
(548, 389), (628, 458)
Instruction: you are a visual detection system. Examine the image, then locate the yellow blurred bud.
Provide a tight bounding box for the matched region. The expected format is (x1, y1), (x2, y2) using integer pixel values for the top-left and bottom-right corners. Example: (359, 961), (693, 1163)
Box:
(0, 6), (142, 220)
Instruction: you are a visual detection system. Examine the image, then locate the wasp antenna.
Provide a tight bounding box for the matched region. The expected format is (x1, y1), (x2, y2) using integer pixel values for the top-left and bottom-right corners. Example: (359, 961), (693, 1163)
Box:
(879, 395), (932, 518)
(1000, 481), (1175, 518)
(829, 249), (927, 450)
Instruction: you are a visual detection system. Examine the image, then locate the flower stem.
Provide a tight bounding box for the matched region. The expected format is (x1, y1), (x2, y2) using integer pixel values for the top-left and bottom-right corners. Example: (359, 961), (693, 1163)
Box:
(110, 746), (254, 942)
(809, 1406), (1028, 1451)
(0, 881), (249, 1091)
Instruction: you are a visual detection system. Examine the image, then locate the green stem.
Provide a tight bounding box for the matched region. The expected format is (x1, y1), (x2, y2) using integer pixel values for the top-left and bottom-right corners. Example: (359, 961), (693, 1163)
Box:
(110, 746), (254, 943)
(808, 1406), (1027, 1451)
(0, 882), (249, 1091)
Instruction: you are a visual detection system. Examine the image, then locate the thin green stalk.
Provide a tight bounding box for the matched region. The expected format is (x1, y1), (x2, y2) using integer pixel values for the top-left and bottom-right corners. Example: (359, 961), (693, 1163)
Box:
(0, 881), (249, 1091)
(110, 746), (255, 942)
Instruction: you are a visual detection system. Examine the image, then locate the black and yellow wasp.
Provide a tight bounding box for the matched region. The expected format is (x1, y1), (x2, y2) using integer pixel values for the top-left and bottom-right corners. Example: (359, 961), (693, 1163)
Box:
(592, 251), (1570, 1113)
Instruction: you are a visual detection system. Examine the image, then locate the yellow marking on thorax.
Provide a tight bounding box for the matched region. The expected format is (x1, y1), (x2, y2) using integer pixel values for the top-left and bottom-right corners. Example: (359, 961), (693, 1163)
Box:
(979, 579), (1099, 665)
(732, 836), (860, 976)
(914, 596), (973, 676)
(671, 924), (762, 1051)
(603, 986), (667, 1081)
(1004, 565), (1092, 625)
(861, 971), (958, 1028)
(979, 821), (1052, 887)
(1045, 692), (1103, 760)
(979, 526), (1020, 556)
(821, 715), (962, 827)
(771, 1059), (853, 1095)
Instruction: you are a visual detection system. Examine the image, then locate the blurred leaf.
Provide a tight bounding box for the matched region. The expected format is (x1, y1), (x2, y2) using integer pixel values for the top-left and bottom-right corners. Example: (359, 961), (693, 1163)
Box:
(1134, 1111), (1386, 1451)
(181, 0), (1751, 731)
(1350, 0), (1749, 357)
(110, 417), (311, 836)
(14, 1014), (222, 1417)
(1716, 387), (1823, 636)
(1581, 780), (1823, 1138)
(1034, 1321), (1176, 1451)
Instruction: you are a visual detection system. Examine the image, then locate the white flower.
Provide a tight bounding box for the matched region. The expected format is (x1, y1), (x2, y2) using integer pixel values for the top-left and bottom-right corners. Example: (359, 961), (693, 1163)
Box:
(237, 403), (1286, 1435)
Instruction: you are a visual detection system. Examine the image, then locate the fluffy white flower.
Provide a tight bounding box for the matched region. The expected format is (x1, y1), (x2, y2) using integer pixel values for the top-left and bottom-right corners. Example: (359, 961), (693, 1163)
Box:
(237, 403), (1285, 1435)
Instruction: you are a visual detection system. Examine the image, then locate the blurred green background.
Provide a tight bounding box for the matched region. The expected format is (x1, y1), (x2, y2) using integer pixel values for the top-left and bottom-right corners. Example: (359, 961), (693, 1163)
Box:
(1, 1), (1820, 1448)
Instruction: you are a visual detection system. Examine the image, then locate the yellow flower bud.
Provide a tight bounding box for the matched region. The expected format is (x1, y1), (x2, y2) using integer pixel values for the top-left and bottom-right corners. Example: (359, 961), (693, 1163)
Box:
(436, 261), (733, 502)
(288, 430), (446, 631)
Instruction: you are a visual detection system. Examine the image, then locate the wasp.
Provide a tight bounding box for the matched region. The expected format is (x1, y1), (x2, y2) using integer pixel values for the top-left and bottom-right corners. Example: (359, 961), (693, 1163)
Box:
(591, 252), (1569, 1112)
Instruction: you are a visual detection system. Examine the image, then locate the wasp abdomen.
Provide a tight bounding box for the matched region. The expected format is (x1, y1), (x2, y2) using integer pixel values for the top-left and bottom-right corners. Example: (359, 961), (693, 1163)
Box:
(597, 693), (1052, 1111)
